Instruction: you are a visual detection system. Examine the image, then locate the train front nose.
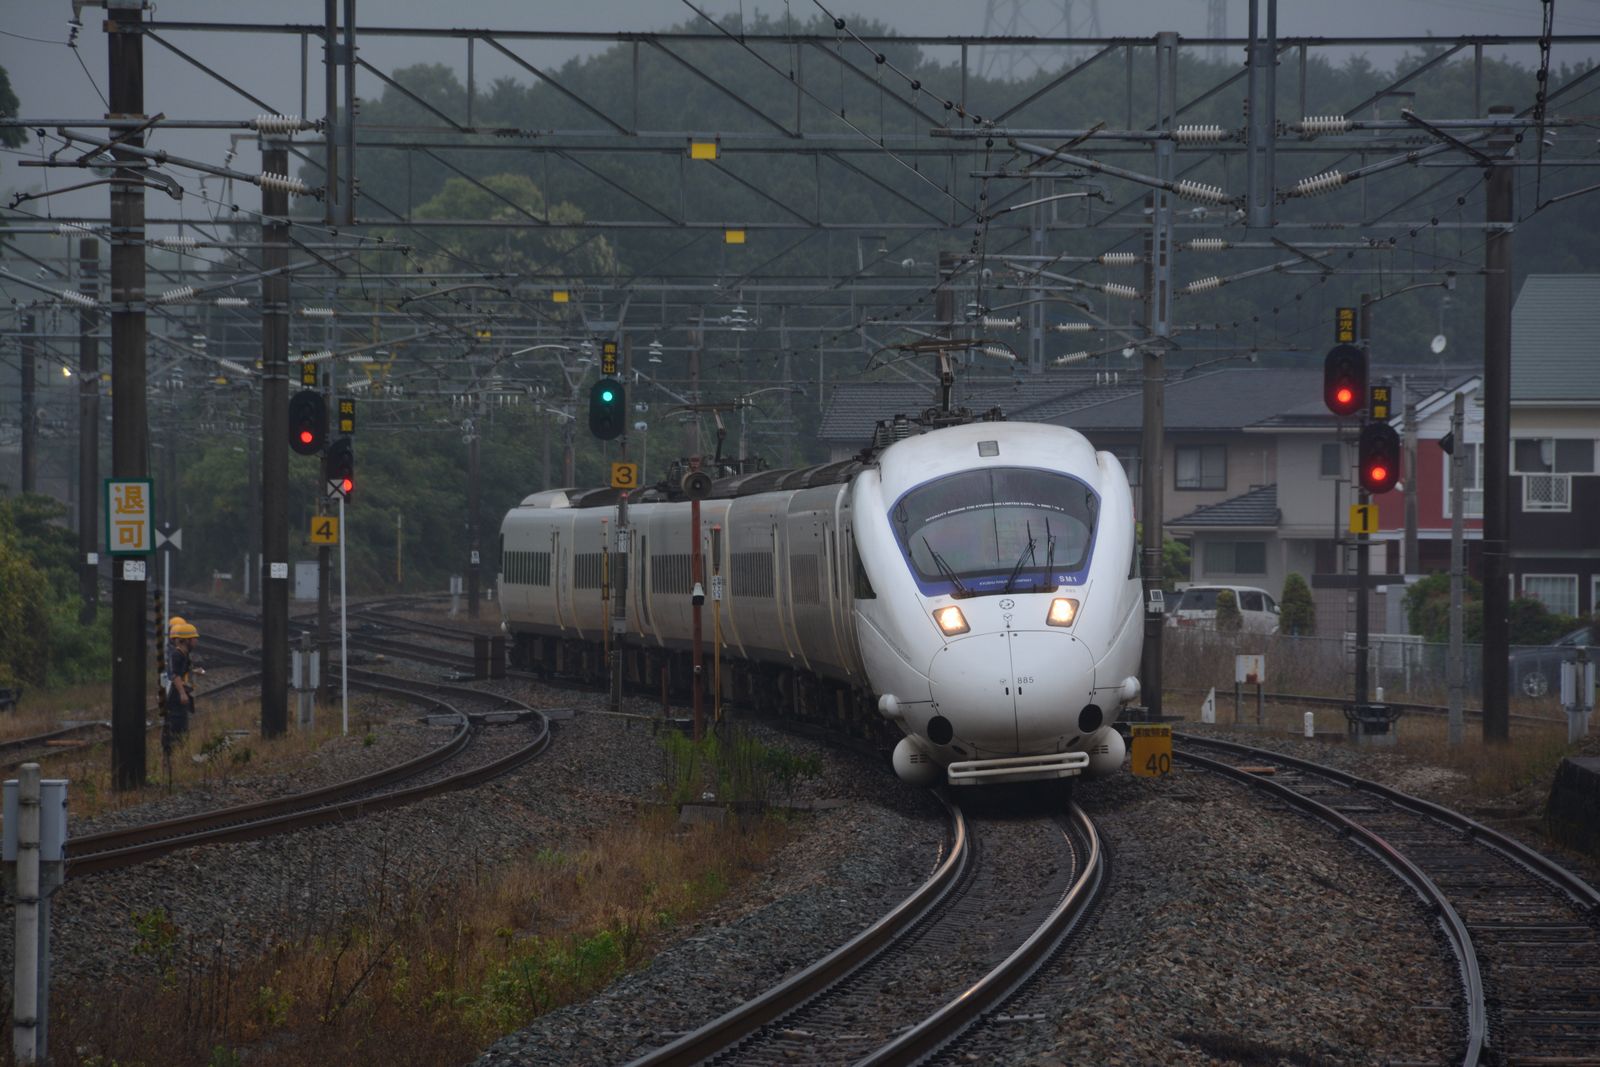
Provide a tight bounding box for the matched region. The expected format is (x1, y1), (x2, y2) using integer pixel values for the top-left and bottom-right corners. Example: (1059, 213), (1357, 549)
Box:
(926, 630), (1096, 756)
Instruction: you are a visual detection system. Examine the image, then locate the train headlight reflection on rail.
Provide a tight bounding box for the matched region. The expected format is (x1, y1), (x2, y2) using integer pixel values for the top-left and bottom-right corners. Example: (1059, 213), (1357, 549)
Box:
(933, 605), (970, 636)
(1046, 598), (1079, 627)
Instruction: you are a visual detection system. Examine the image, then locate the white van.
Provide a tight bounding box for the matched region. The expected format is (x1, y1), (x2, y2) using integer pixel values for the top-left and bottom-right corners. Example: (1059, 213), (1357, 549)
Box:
(1167, 585), (1280, 633)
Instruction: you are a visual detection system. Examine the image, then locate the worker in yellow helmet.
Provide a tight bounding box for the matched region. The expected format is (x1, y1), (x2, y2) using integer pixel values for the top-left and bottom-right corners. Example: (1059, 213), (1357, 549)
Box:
(163, 619), (200, 760)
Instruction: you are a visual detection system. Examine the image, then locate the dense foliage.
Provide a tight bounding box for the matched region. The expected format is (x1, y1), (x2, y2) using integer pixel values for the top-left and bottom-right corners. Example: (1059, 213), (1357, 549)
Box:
(1403, 571), (1591, 646)
(0, 494), (110, 690)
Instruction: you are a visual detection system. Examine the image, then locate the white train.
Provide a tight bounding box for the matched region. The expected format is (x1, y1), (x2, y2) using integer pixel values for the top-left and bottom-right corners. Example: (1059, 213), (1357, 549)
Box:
(497, 420), (1142, 788)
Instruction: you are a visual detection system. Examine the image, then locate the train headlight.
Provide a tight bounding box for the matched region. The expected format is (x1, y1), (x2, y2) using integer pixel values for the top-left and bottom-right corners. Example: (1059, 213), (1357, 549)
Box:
(1046, 598), (1079, 627)
(933, 605), (970, 636)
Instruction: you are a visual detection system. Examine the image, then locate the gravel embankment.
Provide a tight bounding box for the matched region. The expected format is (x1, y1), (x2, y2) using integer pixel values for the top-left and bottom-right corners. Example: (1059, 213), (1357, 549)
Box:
(15, 651), (1579, 1067)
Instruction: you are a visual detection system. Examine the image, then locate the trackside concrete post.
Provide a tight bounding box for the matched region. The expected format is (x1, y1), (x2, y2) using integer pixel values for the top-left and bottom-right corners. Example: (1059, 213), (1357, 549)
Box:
(5, 766), (67, 1065)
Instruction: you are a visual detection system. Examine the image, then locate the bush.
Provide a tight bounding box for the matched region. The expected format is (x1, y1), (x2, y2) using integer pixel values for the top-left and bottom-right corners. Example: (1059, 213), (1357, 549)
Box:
(1279, 572), (1316, 636)
(1214, 589), (1242, 632)
(1404, 571), (1483, 642)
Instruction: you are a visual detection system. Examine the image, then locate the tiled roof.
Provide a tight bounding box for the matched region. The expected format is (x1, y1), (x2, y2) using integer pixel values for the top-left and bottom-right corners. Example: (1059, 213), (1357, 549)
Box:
(1056, 368), (1322, 431)
(817, 375), (1120, 446)
(817, 383), (935, 443)
(1512, 275), (1600, 402)
(1168, 484), (1280, 528)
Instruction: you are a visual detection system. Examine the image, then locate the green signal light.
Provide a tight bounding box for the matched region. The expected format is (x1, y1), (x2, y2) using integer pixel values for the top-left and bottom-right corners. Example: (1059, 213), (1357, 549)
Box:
(601, 389), (615, 402)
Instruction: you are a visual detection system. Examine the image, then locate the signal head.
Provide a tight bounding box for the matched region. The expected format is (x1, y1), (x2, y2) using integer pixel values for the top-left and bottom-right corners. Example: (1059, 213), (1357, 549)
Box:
(288, 389), (327, 455)
(1323, 343), (1366, 418)
(1358, 422), (1401, 494)
(588, 378), (626, 440)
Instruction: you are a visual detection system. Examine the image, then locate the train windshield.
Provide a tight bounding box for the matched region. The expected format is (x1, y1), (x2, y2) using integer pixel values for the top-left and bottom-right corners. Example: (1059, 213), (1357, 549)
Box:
(891, 467), (1098, 594)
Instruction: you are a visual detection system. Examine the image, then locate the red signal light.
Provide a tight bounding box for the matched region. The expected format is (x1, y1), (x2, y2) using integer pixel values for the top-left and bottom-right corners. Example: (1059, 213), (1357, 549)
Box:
(1368, 464), (1388, 483)
(340, 477), (353, 494)
(299, 430), (314, 445)
(1335, 386), (1353, 406)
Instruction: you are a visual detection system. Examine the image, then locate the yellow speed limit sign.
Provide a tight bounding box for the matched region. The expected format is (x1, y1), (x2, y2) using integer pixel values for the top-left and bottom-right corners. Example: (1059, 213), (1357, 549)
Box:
(1348, 503), (1378, 535)
(1130, 724), (1172, 778)
(610, 462), (639, 490)
(308, 515), (340, 545)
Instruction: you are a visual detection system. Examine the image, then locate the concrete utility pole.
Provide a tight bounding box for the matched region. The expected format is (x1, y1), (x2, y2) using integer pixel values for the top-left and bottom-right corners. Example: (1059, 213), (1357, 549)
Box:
(466, 399), (481, 619)
(19, 316), (35, 494)
(1481, 107), (1515, 743)
(1448, 392), (1466, 744)
(1355, 295), (1375, 704)
(260, 140), (291, 738)
(1403, 394), (1420, 574)
(108, 2), (149, 790)
(77, 239), (100, 624)
(1139, 34), (1177, 720)
(1244, 0), (1278, 229)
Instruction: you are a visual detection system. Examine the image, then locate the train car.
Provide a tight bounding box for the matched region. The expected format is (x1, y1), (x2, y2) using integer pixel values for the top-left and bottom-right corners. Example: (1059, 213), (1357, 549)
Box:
(498, 419), (1142, 788)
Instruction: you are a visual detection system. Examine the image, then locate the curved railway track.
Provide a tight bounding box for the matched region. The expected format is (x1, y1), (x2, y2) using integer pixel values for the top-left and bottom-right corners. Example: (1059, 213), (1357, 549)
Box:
(1167, 685), (1562, 726)
(1175, 732), (1600, 1067)
(64, 668), (550, 878)
(629, 800), (1103, 1067)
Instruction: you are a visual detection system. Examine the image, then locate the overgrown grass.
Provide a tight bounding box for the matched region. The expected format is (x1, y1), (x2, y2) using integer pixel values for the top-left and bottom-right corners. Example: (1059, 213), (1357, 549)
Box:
(45, 811), (791, 1067)
(1189, 694), (1578, 805)
(26, 691), (390, 821)
(659, 725), (822, 808)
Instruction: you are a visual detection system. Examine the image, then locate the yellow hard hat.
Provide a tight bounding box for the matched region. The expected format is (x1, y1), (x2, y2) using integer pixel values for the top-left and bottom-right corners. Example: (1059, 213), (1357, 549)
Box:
(167, 615), (188, 636)
(171, 621), (199, 640)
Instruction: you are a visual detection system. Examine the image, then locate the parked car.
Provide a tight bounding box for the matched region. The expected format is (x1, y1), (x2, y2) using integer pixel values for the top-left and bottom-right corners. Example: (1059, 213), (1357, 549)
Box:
(1509, 625), (1595, 698)
(1166, 585), (1281, 634)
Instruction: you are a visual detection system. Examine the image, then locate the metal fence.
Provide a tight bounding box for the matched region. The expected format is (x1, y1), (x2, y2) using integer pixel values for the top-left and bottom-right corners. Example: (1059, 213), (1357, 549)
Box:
(1162, 629), (1583, 706)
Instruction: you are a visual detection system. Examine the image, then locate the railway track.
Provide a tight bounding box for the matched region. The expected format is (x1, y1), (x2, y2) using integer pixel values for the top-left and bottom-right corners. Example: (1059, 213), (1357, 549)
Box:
(1175, 732), (1600, 1067)
(629, 800), (1102, 1067)
(1167, 685), (1562, 726)
(64, 668), (550, 877)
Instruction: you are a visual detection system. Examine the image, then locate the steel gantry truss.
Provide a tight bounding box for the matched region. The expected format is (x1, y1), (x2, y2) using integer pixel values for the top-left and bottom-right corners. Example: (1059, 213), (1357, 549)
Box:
(3, 2), (1596, 758)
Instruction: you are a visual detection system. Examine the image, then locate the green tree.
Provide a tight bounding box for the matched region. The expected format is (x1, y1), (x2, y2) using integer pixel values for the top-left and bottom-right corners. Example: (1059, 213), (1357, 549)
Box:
(0, 66), (26, 149)
(1279, 572), (1316, 636)
(1215, 589), (1242, 633)
(1405, 572), (1483, 643)
(0, 505), (55, 689)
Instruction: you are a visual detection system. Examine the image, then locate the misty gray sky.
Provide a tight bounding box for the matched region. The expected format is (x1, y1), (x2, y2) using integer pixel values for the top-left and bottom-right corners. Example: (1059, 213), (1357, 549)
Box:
(4, 0), (1598, 221)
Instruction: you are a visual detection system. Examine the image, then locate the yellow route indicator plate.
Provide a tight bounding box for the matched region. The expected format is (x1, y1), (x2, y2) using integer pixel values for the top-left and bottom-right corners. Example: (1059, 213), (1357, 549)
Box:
(309, 516), (340, 545)
(1130, 723), (1172, 778)
(1348, 503), (1378, 535)
(610, 462), (640, 490)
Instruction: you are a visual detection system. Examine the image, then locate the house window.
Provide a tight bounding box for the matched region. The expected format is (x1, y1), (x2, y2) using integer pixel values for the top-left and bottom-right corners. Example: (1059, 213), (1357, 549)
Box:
(1108, 444), (1141, 486)
(1442, 442), (1483, 519)
(1175, 445), (1226, 490)
(1204, 540), (1267, 575)
(1523, 574), (1578, 618)
(1514, 437), (1595, 474)
(1319, 442), (1343, 478)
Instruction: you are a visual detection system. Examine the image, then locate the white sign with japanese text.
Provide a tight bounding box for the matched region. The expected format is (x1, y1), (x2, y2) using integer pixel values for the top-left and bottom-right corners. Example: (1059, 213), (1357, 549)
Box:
(104, 479), (153, 556)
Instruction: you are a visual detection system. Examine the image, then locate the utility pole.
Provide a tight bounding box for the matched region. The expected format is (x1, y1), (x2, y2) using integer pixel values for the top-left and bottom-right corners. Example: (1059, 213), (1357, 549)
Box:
(466, 397), (481, 619)
(1140, 34), (1177, 720)
(108, 1), (149, 789)
(1403, 394), (1420, 574)
(322, 0), (339, 225)
(77, 239), (100, 624)
(1355, 295), (1374, 704)
(1244, 0), (1278, 229)
(260, 139), (291, 738)
(1447, 392), (1466, 744)
(1481, 106), (1515, 743)
(19, 315), (35, 494)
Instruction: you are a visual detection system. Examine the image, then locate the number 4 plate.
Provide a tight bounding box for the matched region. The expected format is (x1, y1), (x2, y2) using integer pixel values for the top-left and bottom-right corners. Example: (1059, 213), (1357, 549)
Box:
(308, 516), (340, 545)
(1130, 724), (1172, 777)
